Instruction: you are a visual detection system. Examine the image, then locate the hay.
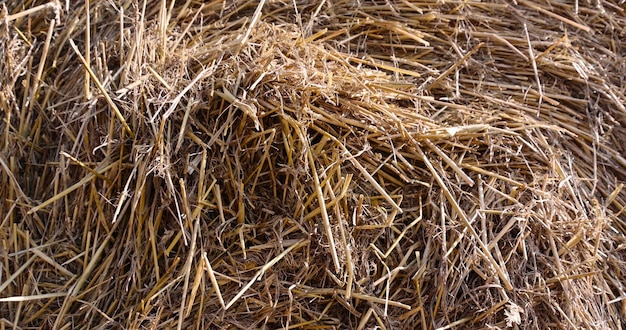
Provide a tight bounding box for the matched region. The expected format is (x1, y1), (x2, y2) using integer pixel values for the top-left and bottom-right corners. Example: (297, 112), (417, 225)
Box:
(1, 0), (625, 328)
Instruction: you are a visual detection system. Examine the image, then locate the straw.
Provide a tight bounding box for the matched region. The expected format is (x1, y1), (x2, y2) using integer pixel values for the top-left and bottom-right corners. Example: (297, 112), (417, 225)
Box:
(1, 0), (624, 329)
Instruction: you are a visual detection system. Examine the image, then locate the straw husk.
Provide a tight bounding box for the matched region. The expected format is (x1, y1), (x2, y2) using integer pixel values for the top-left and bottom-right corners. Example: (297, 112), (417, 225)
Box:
(1, 0), (625, 329)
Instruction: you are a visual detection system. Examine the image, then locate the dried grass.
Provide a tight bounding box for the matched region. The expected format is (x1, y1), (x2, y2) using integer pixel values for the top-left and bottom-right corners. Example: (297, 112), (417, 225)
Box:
(1, 0), (625, 329)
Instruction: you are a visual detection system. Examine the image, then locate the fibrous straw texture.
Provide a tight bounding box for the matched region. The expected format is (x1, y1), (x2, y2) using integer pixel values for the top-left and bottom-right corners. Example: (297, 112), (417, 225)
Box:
(1, 1), (625, 329)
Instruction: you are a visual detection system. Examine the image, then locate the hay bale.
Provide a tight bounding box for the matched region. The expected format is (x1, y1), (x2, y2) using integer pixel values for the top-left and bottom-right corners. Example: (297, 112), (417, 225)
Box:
(1, 0), (625, 328)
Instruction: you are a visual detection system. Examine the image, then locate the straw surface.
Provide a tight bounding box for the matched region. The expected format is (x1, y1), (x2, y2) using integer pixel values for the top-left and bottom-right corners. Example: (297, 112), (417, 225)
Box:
(1, 1), (625, 329)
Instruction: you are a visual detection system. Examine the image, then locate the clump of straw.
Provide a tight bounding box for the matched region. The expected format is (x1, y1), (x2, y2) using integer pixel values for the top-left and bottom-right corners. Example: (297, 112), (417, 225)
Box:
(1, 1), (624, 329)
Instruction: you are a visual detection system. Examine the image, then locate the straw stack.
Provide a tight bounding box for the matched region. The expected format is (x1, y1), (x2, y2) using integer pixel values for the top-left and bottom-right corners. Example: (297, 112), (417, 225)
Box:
(1, 1), (624, 329)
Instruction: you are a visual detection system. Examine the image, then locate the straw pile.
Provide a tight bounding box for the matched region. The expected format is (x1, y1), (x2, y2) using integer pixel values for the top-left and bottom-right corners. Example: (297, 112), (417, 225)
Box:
(1, 0), (625, 329)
